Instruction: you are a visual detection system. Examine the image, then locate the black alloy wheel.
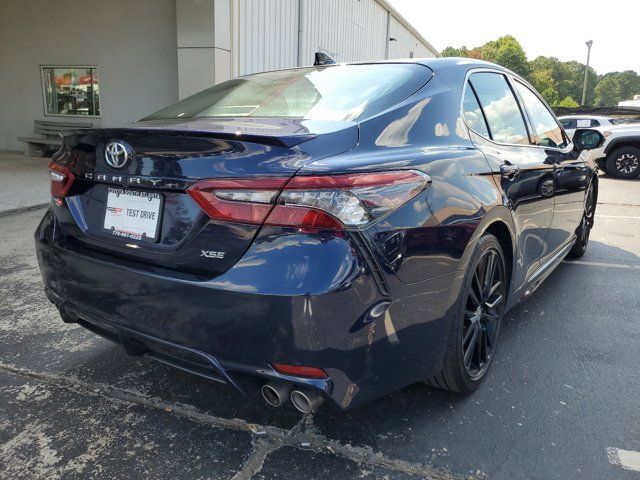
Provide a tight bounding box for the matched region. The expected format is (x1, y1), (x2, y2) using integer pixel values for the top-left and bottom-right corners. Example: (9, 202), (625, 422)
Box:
(568, 181), (596, 258)
(462, 247), (506, 379)
(428, 234), (507, 393)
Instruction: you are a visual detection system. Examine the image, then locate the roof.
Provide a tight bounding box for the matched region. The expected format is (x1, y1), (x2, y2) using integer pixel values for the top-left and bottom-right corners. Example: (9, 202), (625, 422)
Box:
(348, 57), (500, 70)
(414, 57), (498, 69)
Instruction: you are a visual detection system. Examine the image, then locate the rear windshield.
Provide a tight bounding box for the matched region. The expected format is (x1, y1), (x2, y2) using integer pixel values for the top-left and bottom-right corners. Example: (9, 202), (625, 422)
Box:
(142, 64), (430, 122)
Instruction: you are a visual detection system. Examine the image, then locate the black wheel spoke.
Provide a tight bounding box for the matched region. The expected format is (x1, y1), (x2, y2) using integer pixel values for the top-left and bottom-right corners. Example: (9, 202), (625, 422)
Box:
(463, 323), (476, 347)
(483, 252), (496, 297)
(468, 286), (481, 308)
(475, 325), (485, 367)
(481, 326), (489, 361)
(461, 246), (505, 379)
(464, 325), (479, 367)
(476, 256), (487, 297)
(489, 280), (502, 297)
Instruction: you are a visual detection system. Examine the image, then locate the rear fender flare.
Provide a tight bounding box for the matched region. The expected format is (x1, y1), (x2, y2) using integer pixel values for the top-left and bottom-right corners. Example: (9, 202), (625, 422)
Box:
(456, 205), (517, 297)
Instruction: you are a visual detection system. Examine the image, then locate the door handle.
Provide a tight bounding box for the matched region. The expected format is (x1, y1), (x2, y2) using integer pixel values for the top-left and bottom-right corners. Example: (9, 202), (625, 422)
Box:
(500, 163), (520, 178)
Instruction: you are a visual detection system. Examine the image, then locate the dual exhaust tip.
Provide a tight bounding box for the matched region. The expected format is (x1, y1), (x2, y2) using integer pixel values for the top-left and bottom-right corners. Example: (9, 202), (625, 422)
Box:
(261, 382), (323, 413)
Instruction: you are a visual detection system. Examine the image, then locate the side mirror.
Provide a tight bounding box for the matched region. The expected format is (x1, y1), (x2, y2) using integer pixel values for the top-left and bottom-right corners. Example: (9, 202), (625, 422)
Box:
(573, 128), (605, 150)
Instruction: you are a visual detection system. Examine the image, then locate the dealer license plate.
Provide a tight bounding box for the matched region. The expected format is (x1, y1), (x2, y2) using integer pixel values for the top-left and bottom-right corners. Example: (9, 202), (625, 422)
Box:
(103, 187), (162, 242)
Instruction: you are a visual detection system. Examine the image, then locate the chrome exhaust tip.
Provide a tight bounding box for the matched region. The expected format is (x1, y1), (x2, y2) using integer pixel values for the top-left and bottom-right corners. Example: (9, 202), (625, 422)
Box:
(290, 389), (324, 413)
(261, 382), (291, 407)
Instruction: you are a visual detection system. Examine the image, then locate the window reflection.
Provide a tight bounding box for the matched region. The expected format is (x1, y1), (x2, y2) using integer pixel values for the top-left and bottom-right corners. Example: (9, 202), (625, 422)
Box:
(462, 84), (489, 137)
(469, 73), (529, 145)
(514, 81), (566, 148)
(42, 66), (100, 116)
(144, 64), (429, 122)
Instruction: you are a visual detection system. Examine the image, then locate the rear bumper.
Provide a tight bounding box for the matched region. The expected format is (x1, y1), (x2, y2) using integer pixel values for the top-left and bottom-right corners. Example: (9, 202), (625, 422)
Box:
(35, 210), (456, 409)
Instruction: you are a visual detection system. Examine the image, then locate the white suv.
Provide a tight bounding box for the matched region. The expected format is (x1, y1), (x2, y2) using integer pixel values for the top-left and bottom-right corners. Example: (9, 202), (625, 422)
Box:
(589, 123), (640, 178)
(558, 115), (617, 139)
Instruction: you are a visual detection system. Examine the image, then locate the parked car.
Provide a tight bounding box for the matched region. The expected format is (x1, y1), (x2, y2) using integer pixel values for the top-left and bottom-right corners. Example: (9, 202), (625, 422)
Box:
(36, 59), (604, 412)
(558, 115), (618, 139)
(588, 123), (640, 178)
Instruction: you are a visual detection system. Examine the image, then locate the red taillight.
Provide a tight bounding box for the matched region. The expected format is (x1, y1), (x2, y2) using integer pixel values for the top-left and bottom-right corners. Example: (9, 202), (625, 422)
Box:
(266, 205), (343, 230)
(48, 161), (75, 197)
(187, 170), (430, 230)
(187, 177), (288, 225)
(272, 363), (328, 379)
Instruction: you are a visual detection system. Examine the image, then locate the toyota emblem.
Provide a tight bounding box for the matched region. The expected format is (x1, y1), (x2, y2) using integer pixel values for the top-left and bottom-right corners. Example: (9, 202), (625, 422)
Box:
(104, 141), (132, 168)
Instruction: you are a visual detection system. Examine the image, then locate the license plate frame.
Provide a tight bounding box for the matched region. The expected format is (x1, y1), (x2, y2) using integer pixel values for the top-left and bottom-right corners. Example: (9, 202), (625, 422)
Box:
(103, 187), (163, 243)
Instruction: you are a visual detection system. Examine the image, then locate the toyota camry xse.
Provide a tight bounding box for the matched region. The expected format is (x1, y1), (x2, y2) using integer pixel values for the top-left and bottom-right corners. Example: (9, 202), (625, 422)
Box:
(36, 58), (604, 412)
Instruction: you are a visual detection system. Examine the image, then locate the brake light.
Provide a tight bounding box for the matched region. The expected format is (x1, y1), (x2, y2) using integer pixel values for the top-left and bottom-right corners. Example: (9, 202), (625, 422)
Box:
(272, 170), (430, 229)
(187, 177), (288, 224)
(48, 161), (75, 197)
(187, 170), (430, 230)
(272, 363), (328, 379)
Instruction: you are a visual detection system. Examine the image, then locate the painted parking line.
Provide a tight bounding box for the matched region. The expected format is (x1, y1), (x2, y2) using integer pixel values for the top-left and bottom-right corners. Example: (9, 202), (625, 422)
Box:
(607, 448), (640, 472)
(563, 260), (640, 270)
(596, 215), (640, 220)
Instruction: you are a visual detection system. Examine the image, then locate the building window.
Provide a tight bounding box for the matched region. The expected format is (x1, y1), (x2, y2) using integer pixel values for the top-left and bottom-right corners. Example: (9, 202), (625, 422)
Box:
(41, 66), (100, 116)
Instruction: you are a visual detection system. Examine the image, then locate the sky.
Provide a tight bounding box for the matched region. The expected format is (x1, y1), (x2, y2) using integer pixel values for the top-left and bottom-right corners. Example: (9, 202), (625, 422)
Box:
(388, 0), (640, 75)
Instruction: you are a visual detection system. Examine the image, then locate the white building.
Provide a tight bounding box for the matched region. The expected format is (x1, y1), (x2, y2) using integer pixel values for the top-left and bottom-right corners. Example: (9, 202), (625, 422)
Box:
(0, 0), (439, 152)
(619, 95), (640, 108)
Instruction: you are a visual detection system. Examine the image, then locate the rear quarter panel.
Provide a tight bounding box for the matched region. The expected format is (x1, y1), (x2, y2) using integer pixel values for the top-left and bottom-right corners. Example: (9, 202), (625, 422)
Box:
(299, 64), (508, 286)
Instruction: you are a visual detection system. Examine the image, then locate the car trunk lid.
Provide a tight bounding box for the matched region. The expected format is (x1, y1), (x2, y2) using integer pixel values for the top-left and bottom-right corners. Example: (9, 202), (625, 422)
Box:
(50, 118), (357, 277)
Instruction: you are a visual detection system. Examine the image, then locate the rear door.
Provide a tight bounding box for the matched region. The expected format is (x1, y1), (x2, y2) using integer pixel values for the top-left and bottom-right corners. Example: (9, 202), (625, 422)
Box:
(512, 80), (586, 262)
(463, 71), (555, 287)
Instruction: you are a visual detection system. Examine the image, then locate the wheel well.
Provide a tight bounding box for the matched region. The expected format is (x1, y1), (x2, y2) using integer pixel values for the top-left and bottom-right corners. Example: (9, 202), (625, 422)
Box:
(606, 140), (640, 157)
(485, 221), (513, 289)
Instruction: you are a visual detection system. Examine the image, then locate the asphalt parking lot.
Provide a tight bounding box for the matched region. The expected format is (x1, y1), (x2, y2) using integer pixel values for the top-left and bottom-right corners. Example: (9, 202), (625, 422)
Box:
(1, 175), (639, 480)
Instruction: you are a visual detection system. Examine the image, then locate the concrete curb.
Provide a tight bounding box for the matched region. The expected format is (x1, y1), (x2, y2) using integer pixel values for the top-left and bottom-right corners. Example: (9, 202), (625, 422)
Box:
(0, 203), (48, 218)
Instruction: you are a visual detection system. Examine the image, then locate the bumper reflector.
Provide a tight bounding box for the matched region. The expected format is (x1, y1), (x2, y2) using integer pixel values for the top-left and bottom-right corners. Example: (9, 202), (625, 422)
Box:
(273, 363), (328, 379)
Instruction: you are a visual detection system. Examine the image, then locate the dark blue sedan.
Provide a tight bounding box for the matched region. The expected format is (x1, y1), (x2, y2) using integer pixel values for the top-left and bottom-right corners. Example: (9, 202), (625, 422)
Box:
(36, 58), (603, 412)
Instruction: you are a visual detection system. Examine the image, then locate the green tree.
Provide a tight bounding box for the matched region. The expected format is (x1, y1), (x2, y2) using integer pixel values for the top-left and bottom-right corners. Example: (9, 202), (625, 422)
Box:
(593, 71), (640, 107)
(441, 36), (639, 106)
(617, 70), (640, 99)
(528, 57), (597, 105)
(441, 35), (529, 77)
(529, 69), (559, 105)
(441, 46), (469, 57)
(480, 36), (530, 77)
(557, 96), (580, 108)
(594, 74), (622, 107)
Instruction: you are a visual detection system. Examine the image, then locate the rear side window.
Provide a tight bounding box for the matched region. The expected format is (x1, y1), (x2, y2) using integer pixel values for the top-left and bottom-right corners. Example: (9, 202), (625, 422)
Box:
(575, 118), (596, 128)
(560, 119), (576, 129)
(462, 84), (490, 137)
(469, 72), (529, 145)
(514, 81), (567, 148)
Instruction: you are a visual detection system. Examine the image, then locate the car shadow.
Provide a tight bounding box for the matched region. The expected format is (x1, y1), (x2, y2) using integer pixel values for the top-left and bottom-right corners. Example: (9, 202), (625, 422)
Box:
(27, 239), (640, 462)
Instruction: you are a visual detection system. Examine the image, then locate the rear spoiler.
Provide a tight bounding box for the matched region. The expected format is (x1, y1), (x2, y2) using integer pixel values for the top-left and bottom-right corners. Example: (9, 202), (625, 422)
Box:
(63, 127), (317, 148)
(132, 128), (317, 148)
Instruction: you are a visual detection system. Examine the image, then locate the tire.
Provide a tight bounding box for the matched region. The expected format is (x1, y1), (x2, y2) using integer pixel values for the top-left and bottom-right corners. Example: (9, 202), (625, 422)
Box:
(568, 181), (596, 258)
(605, 146), (640, 179)
(427, 234), (507, 393)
